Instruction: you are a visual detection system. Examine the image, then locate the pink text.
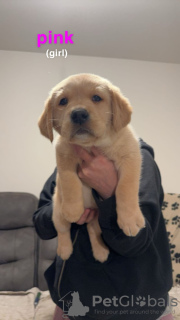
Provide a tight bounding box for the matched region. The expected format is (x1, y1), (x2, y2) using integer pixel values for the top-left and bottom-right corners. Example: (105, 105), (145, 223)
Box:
(37, 31), (74, 48)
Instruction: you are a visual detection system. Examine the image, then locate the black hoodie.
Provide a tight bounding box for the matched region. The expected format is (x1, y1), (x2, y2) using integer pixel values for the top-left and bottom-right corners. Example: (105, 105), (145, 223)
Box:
(33, 140), (172, 320)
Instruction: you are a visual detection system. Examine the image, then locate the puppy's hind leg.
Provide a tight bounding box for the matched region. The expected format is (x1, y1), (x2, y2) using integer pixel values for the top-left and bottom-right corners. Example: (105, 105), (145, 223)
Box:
(52, 188), (73, 260)
(87, 215), (109, 263)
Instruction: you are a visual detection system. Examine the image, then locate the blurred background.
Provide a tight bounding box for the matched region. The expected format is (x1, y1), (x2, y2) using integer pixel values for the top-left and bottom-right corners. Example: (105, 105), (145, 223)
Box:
(0, 0), (179, 196)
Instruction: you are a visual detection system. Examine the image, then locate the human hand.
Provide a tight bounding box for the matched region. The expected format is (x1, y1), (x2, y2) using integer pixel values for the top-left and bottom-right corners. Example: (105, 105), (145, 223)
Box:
(76, 208), (98, 225)
(72, 145), (118, 200)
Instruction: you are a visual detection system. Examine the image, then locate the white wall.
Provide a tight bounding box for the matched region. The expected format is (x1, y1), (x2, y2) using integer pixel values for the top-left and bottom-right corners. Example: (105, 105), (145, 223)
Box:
(0, 50), (179, 197)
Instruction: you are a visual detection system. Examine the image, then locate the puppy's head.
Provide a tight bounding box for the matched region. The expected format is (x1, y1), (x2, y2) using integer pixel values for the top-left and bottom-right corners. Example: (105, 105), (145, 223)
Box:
(38, 74), (132, 146)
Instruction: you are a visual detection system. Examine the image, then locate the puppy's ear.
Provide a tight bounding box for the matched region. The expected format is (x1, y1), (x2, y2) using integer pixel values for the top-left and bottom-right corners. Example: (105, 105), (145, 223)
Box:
(110, 85), (132, 132)
(38, 96), (53, 142)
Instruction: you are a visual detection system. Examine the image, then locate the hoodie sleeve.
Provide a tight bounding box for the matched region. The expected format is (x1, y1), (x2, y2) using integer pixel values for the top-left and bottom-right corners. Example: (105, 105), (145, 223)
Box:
(33, 168), (57, 240)
(92, 141), (164, 257)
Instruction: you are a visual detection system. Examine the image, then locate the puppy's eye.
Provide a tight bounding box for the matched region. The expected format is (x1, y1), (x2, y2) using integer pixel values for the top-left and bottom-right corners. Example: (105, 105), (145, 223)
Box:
(59, 98), (68, 105)
(92, 95), (102, 102)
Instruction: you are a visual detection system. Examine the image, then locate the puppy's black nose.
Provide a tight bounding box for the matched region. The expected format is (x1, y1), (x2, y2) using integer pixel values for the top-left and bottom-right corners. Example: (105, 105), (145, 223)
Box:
(71, 109), (89, 124)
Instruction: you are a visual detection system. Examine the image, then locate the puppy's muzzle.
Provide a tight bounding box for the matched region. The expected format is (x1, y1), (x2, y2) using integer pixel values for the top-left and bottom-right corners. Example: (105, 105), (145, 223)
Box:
(71, 108), (89, 125)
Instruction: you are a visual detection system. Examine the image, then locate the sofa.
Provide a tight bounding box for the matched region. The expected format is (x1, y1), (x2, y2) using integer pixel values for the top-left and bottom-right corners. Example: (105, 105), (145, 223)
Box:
(0, 192), (179, 320)
(0, 192), (57, 320)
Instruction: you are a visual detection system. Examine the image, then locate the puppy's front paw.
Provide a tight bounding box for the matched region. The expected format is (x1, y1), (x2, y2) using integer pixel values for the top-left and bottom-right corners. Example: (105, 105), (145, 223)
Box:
(117, 209), (145, 237)
(93, 245), (110, 263)
(57, 241), (73, 260)
(62, 202), (84, 223)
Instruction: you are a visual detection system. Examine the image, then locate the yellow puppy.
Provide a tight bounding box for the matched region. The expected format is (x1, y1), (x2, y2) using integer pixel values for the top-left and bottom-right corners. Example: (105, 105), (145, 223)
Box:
(38, 73), (145, 262)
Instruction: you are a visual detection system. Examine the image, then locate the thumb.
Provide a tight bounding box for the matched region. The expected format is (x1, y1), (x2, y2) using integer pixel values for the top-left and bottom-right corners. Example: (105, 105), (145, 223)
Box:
(77, 164), (84, 179)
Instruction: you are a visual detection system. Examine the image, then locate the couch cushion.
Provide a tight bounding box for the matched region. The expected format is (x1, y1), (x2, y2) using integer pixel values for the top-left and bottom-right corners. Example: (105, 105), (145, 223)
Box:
(0, 192), (37, 229)
(37, 237), (57, 291)
(0, 192), (38, 291)
(162, 193), (180, 287)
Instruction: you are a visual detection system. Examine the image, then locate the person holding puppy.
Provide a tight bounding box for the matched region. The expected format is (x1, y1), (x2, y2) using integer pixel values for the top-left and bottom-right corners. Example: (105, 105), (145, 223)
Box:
(33, 139), (173, 320)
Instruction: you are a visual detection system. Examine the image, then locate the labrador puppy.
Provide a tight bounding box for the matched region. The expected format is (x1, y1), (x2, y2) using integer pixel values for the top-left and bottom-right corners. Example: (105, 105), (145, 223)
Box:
(38, 73), (145, 262)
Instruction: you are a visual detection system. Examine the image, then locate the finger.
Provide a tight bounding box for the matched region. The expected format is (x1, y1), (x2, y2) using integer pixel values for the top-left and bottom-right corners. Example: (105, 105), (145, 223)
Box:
(86, 209), (99, 223)
(72, 145), (93, 163)
(77, 164), (85, 179)
(76, 208), (90, 225)
(86, 210), (96, 223)
(91, 146), (102, 157)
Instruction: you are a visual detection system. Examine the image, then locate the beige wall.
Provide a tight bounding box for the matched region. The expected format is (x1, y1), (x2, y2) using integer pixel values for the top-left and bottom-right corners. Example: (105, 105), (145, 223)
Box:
(0, 50), (179, 196)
